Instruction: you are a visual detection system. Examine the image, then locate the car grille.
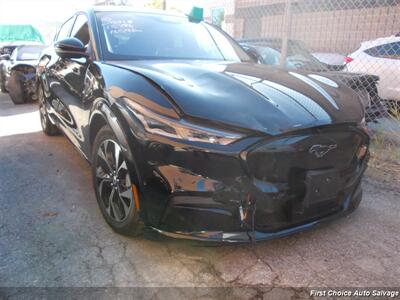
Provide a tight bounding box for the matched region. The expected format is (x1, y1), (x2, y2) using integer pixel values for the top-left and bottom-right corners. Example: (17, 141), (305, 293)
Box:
(245, 126), (368, 232)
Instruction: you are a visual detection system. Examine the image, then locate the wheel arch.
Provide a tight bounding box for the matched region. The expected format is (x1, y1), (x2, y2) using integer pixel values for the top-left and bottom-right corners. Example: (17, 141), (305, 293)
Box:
(89, 99), (143, 187)
(89, 102), (132, 158)
(89, 112), (108, 150)
(89, 100), (147, 220)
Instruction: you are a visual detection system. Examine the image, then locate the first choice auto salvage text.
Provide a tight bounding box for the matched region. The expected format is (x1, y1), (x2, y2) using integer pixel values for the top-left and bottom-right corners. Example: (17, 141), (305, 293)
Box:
(310, 289), (400, 298)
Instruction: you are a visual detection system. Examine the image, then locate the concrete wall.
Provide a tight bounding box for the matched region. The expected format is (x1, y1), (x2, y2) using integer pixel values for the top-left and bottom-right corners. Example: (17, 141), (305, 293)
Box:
(230, 0), (400, 54)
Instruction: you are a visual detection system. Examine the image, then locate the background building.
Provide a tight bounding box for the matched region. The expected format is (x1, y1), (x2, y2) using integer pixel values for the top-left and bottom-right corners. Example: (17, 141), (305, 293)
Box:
(202, 0), (400, 54)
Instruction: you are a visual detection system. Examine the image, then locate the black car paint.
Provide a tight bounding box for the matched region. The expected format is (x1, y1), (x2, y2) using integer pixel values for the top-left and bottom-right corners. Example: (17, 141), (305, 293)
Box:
(108, 60), (365, 134)
(240, 39), (387, 122)
(37, 8), (369, 242)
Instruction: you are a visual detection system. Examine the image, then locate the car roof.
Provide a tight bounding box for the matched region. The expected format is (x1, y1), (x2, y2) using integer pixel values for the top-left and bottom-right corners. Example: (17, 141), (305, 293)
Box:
(358, 35), (400, 50)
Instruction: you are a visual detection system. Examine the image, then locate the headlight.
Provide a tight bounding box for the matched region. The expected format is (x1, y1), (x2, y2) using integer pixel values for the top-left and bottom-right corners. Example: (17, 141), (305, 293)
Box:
(126, 101), (244, 145)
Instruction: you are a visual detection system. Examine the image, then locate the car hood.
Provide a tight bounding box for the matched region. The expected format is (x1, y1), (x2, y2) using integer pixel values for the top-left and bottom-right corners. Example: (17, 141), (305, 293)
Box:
(107, 60), (364, 135)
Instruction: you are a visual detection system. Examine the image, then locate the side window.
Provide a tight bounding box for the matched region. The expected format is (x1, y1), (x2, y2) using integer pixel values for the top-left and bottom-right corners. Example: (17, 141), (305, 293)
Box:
(383, 42), (400, 57)
(364, 47), (379, 57)
(365, 42), (400, 59)
(55, 17), (75, 42)
(71, 14), (90, 46)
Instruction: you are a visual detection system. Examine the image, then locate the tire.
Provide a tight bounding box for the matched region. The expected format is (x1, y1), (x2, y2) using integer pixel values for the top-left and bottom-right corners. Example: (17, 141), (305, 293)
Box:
(8, 71), (25, 104)
(38, 84), (60, 136)
(91, 125), (142, 236)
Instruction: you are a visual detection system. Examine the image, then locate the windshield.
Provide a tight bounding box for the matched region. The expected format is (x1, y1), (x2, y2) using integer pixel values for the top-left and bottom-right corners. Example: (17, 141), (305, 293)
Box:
(253, 41), (327, 72)
(96, 11), (251, 61)
(16, 46), (45, 61)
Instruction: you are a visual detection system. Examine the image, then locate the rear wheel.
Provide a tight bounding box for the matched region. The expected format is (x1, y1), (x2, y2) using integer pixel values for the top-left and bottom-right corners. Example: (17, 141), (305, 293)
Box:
(38, 84), (60, 136)
(92, 126), (142, 236)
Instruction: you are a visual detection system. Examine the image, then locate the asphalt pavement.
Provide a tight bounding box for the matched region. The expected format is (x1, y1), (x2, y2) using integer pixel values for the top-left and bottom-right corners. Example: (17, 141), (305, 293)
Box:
(0, 93), (399, 298)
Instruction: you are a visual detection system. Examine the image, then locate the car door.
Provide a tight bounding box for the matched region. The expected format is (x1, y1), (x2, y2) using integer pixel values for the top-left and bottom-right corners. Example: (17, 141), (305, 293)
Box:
(54, 13), (96, 157)
(46, 16), (81, 148)
(47, 14), (98, 157)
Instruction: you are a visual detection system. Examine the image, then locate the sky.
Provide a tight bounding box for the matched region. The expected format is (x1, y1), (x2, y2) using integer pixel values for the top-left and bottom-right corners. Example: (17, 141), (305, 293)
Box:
(0, 0), (205, 43)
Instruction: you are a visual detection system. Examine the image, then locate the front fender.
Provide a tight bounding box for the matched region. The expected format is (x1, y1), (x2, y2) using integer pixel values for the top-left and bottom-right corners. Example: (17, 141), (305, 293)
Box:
(89, 99), (133, 162)
(89, 99), (146, 219)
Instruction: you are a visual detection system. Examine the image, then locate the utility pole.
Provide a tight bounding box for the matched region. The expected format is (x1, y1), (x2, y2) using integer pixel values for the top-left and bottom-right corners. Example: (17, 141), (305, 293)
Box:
(279, 0), (292, 68)
(162, 0), (166, 10)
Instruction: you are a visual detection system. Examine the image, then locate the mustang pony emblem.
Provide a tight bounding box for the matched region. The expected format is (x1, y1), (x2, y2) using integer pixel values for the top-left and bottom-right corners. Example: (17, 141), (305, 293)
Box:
(309, 144), (337, 158)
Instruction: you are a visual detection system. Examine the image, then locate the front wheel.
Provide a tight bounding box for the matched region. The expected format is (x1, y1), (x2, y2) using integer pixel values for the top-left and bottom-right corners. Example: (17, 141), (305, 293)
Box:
(38, 85), (60, 136)
(91, 126), (142, 236)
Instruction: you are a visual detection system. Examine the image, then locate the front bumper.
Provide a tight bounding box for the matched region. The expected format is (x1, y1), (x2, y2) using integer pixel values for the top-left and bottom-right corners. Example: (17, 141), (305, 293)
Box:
(151, 179), (363, 243)
(124, 110), (370, 242)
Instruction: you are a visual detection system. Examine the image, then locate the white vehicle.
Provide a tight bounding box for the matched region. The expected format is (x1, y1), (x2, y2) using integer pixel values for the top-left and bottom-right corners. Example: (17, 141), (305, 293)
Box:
(345, 36), (400, 102)
(312, 52), (346, 71)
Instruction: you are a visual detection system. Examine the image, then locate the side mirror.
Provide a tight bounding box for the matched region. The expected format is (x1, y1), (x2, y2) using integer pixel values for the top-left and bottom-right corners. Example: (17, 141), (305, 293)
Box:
(0, 54), (11, 60)
(54, 37), (88, 59)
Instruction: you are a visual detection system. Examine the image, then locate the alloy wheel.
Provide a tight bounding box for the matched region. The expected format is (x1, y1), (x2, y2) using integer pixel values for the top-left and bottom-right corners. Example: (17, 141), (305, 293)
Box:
(95, 139), (134, 222)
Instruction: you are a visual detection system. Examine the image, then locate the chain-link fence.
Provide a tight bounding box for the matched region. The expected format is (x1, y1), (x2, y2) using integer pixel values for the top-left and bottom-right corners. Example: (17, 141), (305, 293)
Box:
(202, 0), (400, 123)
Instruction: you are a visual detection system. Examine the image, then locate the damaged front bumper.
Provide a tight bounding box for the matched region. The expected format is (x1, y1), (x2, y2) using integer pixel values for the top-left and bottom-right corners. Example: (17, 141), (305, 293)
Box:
(151, 180), (363, 243)
(136, 123), (369, 243)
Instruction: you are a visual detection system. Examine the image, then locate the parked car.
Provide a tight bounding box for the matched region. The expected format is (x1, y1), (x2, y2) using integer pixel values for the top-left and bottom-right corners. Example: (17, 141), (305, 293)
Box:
(0, 45), (20, 92)
(1, 45), (45, 104)
(345, 36), (400, 105)
(37, 7), (369, 243)
(1, 43), (43, 92)
(312, 52), (346, 71)
(0, 24), (44, 93)
(239, 38), (387, 122)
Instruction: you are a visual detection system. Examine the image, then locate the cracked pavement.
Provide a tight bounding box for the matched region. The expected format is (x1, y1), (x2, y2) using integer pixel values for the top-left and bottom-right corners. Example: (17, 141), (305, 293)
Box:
(1, 93), (400, 295)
